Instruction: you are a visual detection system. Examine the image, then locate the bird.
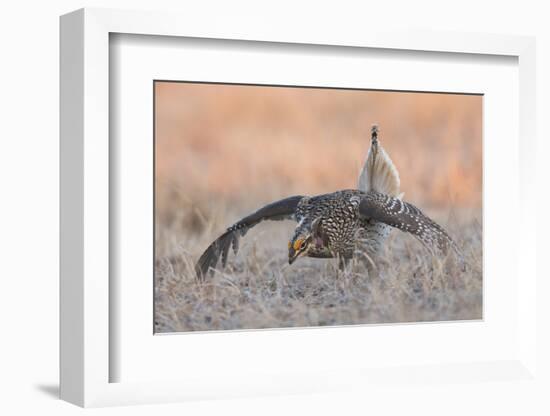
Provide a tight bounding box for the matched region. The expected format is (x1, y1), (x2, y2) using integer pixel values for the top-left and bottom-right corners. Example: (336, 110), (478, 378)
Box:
(195, 125), (461, 278)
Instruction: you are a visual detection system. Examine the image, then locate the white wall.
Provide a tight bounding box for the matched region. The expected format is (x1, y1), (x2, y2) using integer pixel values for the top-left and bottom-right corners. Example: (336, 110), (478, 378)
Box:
(1, 1), (548, 415)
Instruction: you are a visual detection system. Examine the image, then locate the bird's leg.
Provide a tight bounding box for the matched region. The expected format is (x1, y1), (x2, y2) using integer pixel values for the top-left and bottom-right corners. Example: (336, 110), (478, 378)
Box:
(337, 255), (351, 271)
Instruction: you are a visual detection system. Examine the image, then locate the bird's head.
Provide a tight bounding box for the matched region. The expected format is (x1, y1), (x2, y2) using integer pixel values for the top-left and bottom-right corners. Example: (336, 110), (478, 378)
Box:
(288, 234), (312, 265)
(288, 218), (326, 265)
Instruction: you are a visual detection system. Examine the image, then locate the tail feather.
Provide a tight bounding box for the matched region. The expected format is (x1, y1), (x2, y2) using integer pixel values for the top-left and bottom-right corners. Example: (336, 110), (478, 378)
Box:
(357, 125), (401, 197)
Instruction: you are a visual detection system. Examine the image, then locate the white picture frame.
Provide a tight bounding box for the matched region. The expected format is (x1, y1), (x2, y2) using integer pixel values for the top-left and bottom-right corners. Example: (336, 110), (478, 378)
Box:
(60, 8), (537, 407)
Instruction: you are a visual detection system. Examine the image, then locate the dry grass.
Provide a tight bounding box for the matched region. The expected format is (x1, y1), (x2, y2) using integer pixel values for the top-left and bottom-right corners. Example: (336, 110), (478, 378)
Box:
(154, 203), (482, 333)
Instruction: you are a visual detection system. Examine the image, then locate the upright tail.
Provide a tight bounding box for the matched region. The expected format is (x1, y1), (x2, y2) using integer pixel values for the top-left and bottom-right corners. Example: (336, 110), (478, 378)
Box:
(357, 125), (402, 198)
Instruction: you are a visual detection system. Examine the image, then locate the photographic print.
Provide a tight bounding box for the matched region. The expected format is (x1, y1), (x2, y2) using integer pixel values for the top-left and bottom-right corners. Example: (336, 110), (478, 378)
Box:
(154, 82), (482, 333)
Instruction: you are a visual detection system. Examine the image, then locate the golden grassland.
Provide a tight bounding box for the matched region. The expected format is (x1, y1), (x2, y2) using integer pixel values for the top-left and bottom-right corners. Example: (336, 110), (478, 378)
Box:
(154, 82), (483, 332)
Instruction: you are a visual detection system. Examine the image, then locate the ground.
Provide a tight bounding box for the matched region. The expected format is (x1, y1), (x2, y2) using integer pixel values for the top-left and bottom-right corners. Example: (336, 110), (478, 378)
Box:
(154, 205), (482, 333)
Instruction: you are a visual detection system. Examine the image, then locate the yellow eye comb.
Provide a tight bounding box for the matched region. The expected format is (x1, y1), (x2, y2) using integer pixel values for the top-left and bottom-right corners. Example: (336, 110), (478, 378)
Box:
(293, 239), (303, 251)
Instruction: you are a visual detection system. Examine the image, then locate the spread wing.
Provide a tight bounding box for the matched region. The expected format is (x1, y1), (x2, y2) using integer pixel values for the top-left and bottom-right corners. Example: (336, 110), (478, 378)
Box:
(359, 192), (461, 258)
(195, 195), (304, 278)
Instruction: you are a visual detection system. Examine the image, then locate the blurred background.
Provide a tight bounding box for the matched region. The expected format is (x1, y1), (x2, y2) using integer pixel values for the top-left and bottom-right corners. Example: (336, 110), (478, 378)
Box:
(155, 81), (482, 232)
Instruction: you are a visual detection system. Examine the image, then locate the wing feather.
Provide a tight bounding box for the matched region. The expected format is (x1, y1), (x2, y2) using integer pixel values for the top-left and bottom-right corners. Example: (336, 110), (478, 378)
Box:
(195, 195), (304, 279)
(359, 192), (462, 258)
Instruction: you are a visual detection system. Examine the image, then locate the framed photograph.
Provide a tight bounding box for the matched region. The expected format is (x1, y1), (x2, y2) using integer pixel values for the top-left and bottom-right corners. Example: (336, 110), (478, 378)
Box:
(60, 8), (537, 407)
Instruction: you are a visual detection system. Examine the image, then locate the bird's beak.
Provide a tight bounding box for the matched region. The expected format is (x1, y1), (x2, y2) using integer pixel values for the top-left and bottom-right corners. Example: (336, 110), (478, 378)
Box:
(288, 247), (298, 265)
(288, 238), (307, 265)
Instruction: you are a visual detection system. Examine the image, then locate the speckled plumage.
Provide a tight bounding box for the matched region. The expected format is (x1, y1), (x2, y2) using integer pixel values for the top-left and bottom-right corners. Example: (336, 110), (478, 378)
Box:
(292, 190), (364, 258)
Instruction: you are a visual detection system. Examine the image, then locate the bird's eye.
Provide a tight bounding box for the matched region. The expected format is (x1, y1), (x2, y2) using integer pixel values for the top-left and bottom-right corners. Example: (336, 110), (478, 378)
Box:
(292, 239), (304, 251)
